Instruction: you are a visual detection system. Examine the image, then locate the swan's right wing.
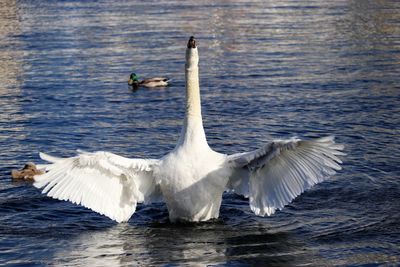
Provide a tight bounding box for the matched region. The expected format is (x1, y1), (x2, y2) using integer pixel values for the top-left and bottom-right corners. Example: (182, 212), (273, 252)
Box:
(34, 151), (161, 223)
(227, 136), (344, 216)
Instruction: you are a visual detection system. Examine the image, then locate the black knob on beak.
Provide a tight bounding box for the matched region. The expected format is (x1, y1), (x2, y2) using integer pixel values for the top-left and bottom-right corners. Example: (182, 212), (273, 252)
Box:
(187, 36), (196, 49)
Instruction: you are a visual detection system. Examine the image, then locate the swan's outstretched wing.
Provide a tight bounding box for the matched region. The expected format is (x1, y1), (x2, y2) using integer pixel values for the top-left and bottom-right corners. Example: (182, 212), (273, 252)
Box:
(226, 136), (344, 216)
(34, 151), (161, 223)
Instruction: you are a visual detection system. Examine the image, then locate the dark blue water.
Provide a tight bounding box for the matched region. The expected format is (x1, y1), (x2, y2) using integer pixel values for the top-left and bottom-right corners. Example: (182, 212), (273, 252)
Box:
(1, 0), (399, 266)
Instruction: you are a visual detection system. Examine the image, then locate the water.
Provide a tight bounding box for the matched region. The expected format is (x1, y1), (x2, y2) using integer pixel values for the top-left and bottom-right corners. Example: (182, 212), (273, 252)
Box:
(1, 0), (399, 266)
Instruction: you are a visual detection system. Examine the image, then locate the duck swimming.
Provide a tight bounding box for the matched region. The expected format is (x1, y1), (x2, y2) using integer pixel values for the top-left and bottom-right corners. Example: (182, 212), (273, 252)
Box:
(128, 72), (170, 89)
(11, 162), (44, 181)
(33, 36), (344, 223)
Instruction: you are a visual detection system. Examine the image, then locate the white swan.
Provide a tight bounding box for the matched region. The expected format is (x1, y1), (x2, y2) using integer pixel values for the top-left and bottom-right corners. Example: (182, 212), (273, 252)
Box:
(34, 36), (344, 223)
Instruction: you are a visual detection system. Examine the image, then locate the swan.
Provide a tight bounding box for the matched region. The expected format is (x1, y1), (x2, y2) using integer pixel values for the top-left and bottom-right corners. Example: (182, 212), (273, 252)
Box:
(34, 36), (344, 223)
(128, 72), (170, 89)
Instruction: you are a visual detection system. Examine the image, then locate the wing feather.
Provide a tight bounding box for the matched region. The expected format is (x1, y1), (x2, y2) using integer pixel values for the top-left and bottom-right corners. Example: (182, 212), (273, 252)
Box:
(34, 151), (161, 222)
(227, 136), (344, 217)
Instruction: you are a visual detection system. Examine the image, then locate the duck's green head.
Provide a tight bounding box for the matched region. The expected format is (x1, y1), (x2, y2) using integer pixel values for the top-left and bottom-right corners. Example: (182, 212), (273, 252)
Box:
(130, 73), (139, 82)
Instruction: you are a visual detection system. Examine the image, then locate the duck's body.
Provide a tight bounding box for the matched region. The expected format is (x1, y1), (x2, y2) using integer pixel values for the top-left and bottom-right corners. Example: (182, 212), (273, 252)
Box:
(128, 73), (170, 89)
(11, 162), (43, 181)
(140, 77), (170, 88)
(33, 37), (344, 223)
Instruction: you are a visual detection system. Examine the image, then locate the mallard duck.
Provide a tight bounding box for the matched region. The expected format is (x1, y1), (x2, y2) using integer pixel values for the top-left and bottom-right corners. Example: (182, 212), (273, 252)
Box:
(11, 162), (44, 181)
(33, 37), (344, 223)
(128, 73), (170, 89)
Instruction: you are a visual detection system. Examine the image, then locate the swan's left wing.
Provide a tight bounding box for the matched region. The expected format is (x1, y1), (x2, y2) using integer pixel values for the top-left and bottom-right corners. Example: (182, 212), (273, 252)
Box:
(226, 136), (344, 216)
(34, 151), (161, 223)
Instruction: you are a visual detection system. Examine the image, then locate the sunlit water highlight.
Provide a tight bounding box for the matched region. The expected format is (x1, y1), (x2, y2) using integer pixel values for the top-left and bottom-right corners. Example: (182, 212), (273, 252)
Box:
(0, 0), (399, 266)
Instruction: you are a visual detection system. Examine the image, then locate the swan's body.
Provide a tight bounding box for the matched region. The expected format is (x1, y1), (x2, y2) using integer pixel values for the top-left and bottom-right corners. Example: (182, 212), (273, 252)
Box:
(128, 73), (170, 89)
(34, 37), (344, 223)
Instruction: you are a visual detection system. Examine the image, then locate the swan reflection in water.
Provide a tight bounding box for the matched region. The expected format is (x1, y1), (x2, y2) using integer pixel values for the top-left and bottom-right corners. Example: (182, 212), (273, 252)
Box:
(50, 208), (311, 267)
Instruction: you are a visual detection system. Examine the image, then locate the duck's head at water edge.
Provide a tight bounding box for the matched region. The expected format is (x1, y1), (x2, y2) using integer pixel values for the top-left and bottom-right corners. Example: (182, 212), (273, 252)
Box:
(128, 72), (139, 87)
(11, 162), (44, 181)
(129, 73), (139, 82)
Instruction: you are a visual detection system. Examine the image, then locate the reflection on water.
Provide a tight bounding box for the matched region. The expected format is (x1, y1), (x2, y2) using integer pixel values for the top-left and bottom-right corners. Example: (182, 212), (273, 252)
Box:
(51, 221), (308, 267)
(0, 0), (27, 170)
(0, 0), (399, 266)
(0, 0), (23, 88)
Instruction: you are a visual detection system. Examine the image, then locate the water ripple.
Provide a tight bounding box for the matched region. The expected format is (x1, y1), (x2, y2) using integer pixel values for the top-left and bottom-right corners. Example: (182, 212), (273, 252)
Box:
(1, 0), (399, 266)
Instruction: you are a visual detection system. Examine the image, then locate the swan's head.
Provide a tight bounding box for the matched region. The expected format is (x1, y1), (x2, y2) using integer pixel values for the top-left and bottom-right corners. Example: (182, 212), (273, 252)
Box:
(186, 36), (199, 70)
(187, 36), (196, 49)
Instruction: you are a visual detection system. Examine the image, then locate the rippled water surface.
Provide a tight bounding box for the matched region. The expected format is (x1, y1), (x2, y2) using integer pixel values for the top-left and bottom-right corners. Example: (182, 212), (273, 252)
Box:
(1, 0), (399, 266)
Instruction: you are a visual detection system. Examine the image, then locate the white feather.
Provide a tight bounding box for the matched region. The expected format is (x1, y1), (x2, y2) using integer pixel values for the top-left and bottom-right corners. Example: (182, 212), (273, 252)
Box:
(34, 151), (160, 222)
(227, 137), (344, 216)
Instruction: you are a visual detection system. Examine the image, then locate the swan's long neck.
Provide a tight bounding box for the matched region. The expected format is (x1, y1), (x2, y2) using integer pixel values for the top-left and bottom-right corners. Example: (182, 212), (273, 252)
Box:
(177, 45), (208, 147)
(185, 48), (201, 117)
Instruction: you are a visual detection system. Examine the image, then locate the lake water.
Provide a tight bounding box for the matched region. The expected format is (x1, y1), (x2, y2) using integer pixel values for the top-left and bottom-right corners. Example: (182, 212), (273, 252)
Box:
(1, 0), (399, 266)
